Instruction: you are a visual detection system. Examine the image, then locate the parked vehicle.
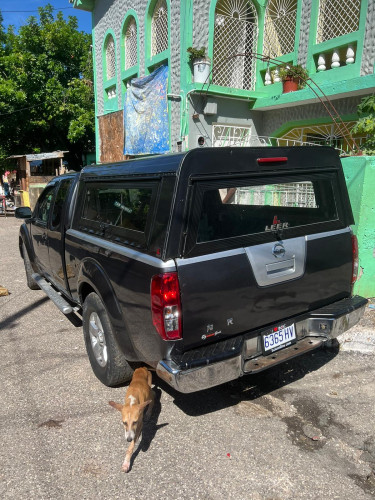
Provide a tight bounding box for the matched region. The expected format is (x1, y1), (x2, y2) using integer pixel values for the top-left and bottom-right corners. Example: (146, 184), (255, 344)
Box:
(16, 147), (367, 393)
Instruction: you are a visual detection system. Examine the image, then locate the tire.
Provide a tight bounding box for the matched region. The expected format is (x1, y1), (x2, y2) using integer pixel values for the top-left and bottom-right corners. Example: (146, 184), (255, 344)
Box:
(22, 243), (39, 290)
(82, 292), (134, 387)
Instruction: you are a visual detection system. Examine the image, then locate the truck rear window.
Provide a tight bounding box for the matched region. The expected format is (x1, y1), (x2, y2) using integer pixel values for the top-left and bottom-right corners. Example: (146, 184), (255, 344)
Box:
(196, 178), (338, 243)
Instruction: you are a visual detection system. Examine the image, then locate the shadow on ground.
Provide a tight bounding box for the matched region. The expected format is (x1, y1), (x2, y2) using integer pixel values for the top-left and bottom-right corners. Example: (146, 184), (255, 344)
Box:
(154, 345), (340, 417)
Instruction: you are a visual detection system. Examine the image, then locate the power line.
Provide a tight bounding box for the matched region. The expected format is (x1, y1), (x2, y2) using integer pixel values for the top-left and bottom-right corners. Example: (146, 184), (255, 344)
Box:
(2, 7), (73, 13)
(0, 104), (44, 117)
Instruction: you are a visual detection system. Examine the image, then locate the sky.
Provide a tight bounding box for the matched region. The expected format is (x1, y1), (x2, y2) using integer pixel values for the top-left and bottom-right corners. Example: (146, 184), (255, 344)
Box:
(1, 0), (92, 33)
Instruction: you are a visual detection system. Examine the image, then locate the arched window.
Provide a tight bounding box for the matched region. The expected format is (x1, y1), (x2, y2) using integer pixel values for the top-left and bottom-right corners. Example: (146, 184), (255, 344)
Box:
(212, 0), (258, 90)
(125, 17), (138, 69)
(151, 0), (168, 57)
(317, 0), (361, 43)
(105, 35), (116, 80)
(263, 0), (297, 58)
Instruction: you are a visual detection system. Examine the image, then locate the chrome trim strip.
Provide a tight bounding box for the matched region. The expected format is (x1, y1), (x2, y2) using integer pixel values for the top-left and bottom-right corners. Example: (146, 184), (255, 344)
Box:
(66, 229), (176, 270)
(305, 227), (350, 241)
(176, 247), (245, 266)
(175, 228), (351, 266)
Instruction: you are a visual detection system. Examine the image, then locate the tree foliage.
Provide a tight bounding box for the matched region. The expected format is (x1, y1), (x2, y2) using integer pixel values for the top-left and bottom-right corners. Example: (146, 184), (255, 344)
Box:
(0, 4), (95, 173)
(353, 94), (375, 153)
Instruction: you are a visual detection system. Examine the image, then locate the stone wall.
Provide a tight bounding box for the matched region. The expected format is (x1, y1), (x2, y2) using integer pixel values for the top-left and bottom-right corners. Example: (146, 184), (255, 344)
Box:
(261, 96), (364, 138)
(361, 0), (375, 75)
(297, 0), (312, 67)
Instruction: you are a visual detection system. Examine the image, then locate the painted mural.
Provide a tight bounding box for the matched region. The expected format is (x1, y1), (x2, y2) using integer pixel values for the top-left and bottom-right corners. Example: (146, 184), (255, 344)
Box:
(123, 65), (169, 155)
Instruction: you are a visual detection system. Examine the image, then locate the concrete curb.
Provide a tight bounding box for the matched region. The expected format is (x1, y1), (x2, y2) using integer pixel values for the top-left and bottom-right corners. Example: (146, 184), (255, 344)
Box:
(337, 302), (375, 355)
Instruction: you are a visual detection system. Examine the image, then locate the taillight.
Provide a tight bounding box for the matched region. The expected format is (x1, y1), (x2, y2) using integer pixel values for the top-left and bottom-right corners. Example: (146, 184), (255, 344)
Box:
(351, 233), (359, 284)
(151, 272), (182, 340)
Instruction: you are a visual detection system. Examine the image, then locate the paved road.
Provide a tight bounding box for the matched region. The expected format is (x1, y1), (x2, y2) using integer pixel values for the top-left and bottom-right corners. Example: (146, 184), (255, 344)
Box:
(1, 217), (375, 500)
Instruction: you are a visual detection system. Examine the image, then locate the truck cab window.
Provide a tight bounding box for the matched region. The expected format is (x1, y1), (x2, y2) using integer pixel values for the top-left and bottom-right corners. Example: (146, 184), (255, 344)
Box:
(51, 179), (72, 230)
(34, 186), (55, 224)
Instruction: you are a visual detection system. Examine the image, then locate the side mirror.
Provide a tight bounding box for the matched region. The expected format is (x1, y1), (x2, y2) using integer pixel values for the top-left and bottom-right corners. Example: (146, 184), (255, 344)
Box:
(15, 207), (32, 219)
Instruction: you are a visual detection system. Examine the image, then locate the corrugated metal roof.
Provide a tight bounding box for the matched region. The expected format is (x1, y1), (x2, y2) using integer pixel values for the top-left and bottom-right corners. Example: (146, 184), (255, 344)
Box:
(7, 151), (68, 161)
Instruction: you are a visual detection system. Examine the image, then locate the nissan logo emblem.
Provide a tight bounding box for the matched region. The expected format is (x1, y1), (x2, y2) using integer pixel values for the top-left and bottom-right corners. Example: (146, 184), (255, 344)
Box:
(272, 243), (286, 258)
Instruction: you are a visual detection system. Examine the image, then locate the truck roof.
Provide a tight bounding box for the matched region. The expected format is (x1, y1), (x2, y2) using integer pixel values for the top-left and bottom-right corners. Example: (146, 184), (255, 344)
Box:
(80, 146), (342, 180)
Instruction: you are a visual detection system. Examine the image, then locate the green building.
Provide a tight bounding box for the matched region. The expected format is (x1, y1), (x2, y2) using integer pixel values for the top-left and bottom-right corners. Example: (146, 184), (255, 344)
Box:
(72, 0), (375, 162)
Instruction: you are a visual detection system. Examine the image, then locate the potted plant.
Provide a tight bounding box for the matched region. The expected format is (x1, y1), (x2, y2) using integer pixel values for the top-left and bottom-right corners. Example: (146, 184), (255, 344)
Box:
(187, 46), (211, 84)
(278, 64), (309, 93)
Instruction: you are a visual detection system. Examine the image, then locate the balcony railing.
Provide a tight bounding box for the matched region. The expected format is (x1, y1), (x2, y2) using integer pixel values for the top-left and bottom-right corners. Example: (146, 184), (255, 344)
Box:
(316, 44), (356, 72)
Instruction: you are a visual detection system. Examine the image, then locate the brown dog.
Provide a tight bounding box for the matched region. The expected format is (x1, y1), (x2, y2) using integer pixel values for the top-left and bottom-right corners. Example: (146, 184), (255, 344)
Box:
(109, 367), (154, 472)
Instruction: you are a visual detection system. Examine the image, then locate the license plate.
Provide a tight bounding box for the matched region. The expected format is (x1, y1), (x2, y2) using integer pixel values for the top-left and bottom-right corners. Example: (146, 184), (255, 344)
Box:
(262, 323), (296, 354)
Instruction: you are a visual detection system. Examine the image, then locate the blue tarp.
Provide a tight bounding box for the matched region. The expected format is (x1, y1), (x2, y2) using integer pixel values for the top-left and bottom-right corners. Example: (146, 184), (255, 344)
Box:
(124, 65), (169, 155)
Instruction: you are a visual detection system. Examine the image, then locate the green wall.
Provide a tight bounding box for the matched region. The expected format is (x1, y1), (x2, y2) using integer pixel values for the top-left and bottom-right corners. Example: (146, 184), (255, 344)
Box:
(342, 155), (375, 298)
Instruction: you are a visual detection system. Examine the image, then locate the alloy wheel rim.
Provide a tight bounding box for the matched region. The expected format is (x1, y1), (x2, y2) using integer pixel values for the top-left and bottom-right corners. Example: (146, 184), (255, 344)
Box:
(88, 312), (108, 367)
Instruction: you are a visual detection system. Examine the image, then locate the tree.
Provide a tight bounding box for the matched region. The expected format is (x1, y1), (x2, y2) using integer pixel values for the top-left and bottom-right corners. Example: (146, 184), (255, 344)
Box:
(0, 4), (95, 173)
(353, 94), (375, 153)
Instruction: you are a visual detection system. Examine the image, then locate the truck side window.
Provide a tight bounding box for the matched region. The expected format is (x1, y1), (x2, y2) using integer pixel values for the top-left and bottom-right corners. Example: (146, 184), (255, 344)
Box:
(83, 185), (152, 232)
(34, 186), (56, 224)
(51, 179), (72, 230)
(77, 181), (157, 247)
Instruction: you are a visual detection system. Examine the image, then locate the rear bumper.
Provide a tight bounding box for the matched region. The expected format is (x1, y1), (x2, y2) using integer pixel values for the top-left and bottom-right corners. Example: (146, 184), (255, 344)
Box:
(156, 296), (367, 393)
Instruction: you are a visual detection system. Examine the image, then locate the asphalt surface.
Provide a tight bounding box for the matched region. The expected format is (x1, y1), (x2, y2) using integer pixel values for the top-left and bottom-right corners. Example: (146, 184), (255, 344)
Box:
(1, 217), (375, 500)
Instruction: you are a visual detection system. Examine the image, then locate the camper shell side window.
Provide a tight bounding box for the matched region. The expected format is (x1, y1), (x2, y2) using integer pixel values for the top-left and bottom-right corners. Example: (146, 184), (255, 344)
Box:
(74, 180), (159, 248)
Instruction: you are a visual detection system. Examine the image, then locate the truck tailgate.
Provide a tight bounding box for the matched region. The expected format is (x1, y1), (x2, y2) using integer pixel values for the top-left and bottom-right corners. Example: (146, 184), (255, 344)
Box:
(177, 228), (352, 351)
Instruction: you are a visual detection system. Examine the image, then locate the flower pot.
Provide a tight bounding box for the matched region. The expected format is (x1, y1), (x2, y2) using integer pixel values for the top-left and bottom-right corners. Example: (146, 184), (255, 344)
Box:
(193, 57), (211, 84)
(282, 77), (299, 93)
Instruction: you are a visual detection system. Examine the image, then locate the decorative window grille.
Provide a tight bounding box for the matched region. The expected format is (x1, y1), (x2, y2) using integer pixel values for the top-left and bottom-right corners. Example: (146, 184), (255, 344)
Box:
(212, 124), (252, 147)
(125, 18), (137, 70)
(316, 0), (361, 43)
(212, 0), (258, 90)
(235, 182), (317, 208)
(277, 122), (366, 153)
(106, 35), (116, 80)
(263, 0), (297, 58)
(151, 0), (168, 57)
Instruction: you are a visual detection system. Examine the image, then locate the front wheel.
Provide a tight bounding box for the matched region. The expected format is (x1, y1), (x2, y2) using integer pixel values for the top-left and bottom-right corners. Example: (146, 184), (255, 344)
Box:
(82, 292), (133, 386)
(22, 243), (39, 290)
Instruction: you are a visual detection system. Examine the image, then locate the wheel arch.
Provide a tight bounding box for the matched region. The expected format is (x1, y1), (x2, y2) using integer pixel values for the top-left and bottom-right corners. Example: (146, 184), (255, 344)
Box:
(78, 258), (139, 361)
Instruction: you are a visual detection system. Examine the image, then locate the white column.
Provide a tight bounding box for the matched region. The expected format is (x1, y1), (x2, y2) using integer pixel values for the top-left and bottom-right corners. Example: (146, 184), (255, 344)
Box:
(317, 54), (326, 71)
(265, 69), (272, 85)
(346, 45), (355, 64)
(331, 49), (340, 68)
(273, 69), (281, 82)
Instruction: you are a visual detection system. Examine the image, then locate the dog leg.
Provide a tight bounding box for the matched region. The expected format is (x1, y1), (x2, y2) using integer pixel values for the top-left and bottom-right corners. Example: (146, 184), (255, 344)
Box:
(145, 390), (155, 420)
(121, 422), (143, 473)
(121, 440), (135, 473)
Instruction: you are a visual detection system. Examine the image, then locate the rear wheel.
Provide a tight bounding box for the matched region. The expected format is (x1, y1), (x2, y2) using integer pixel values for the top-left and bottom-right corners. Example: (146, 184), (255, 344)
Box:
(22, 243), (39, 290)
(82, 292), (133, 386)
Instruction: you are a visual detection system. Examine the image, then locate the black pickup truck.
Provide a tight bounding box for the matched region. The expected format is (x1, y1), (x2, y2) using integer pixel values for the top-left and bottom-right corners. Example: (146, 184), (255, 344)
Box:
(16, 147), (367, 393)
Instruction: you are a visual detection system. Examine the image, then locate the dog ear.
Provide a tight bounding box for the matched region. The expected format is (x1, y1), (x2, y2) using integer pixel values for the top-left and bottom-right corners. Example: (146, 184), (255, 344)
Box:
(108, 400), (123, 412)
(138, 400), (152, 411)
